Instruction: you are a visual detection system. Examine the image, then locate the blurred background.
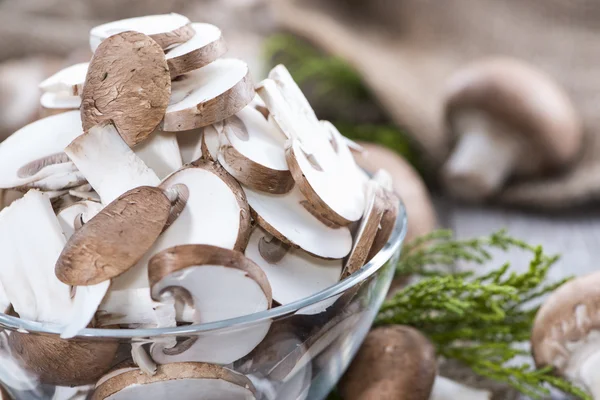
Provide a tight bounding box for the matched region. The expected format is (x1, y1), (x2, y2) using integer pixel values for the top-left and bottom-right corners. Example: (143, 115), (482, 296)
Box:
(2, 0), (599, 398)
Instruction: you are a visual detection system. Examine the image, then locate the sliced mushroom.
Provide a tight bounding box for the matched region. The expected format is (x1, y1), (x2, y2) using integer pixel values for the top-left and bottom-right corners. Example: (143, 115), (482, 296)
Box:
(65, 122), (161, 205)
(56, 200), (103, 239)
(55, 186), (172, 286)
(8, 333), (118, 386)
(245, 227), (342, 305)
(81, 31), (171, 147)
(244, 185), (352, 259)
(133, 131), (183, 180)
(166, 23), (227, 78)
(20, 162), (86, 192)
(89, 13), (194, 52)
(40, 92), (81, 112)
(442, 58), (582, 201)
(96, 287), (176, 328)
(268, 64), (318, 124)
(39, 62), (88, 96)
(0, 111), (82, 190)
(531, 271), (600, 397)
(162, 59), (254, 132)
(68, 188), (100, 203)
(148, 245), (272, 364)
(258, 70), (365, 225)
(217, 105), (294, 194)
(52, 384), (94, 400)
(92, 363), (256, 400)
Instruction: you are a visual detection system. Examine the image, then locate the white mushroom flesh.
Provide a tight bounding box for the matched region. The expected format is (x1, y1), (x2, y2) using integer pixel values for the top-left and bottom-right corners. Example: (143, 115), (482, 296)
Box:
(166, 23), (222, 61)
(56, 201), (103, 239)
(133, 131), (183, 180)
(89, 13), (191, 52)
(0, 111), (83, 189)
(96, 287), (176, 328)
(39, 62), (88, 96)
(245, 227), (342, 305)
(244, 185), (352, 259)
(65, 123), (160, 204)
(40, 92), (82, 110)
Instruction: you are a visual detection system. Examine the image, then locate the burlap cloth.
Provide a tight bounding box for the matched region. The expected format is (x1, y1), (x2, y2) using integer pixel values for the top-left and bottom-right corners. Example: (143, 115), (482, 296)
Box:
(271, 0), (600, 209)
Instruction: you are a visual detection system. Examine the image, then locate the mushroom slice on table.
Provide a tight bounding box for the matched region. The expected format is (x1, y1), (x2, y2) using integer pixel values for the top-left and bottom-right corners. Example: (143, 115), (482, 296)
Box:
(65, 122), (160, 205)
(148, 245), (272, 365)
(82, 31), (171, 147)
(55, 186), (172, 286)
(532, 271), (600, 398)
(442, 57), (582, 201)
(111, 160), (250, 295)
(40, 92), (81, 113)
(39, 62), (88, 96)
(166, 23), (227, 78)
(245, 227), (342, 305)
(0, 111), (82, 190)
(56, 200), (104, 239)
(133, 131), (183, 180)
(244, 185), (352, 259)
(93, 363), (256, 400)
(162, 59), (254, 132)
(89, 13), (194, 52)
(217, 105), (293, 194)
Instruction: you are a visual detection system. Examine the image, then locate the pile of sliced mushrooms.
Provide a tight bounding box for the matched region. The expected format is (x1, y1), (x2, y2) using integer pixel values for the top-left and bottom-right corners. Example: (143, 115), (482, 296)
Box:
(0, 13), (399, 399)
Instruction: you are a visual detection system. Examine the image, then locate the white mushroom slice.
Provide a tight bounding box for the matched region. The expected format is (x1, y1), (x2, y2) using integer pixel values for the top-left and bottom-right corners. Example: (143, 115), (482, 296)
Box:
(96, 287), (176, 328)
(244, 185), (352, 259)
(166, 23), (227, 78)
(191, 124), (221, 162)
(40, 92), (81, 111)
(245, 227), (342, 305)
(65, 122), (160, 205)
(133, 132), (183, 180)
(148, 245), (272, 365)
(162, 59), (254, 132)
(39, 62), (88, 96)
(0, 191), (104, 334)
(68, 188), (101, 203)
(0, 111), (82, 189)
(89, 13), (194, 52)
(217, 106), (293, 194)
(52, 385), (94, 400)
(21, 161), (86, 191)
(268, 64), (318, 124)
(56, 200), (103, 239)
(93, 363), (256, 400)
(131, 343), (157, 376)
(175, 128), (203, 164)
(61, 281), (111, 339)
(113, 161), (251, 292)
(341, 182), (387, 278)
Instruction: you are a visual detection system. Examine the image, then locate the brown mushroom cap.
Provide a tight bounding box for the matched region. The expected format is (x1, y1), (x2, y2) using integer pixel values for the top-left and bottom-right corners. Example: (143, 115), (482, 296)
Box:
(445, 57), (582, 173)
(532, 271), (600, 374)
(8, 332), (118, 386)
(353, 142), (436, 242)
(340, 325), (437, 400)
(55, 186), (172, 286)
(81, 31), (171, 147)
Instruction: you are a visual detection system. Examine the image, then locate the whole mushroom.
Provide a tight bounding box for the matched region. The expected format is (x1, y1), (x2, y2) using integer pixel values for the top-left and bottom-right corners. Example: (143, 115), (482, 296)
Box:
(532, 271), (600, 398)
(442, 58), (582, 201)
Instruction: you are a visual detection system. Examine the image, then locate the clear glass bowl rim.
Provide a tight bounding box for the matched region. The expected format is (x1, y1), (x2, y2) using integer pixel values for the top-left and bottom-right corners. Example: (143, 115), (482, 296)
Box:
(0, 200), (407, 339)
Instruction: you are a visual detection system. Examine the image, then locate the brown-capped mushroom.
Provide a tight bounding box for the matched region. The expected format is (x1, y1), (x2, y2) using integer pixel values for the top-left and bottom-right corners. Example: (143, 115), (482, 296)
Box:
(532, 271), (600, 398)
(89, 14), (195, 52)
(353, 142), (436, 243)
(81, 31), (171, 147)
(92, 362), (256, 400)
(442, 58), (582, 201)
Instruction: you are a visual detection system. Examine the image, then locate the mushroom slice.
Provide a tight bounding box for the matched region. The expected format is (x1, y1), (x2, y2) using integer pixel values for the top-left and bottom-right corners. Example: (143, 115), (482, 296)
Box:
(133, 131), (183, 180)
(52, 384), (94, 400)
(93, 363), (256, 400)
(162, 59), (254, 132)
(166, 23), (227, 78)
(217, 105), (294, 194)
(40, 92), (81, 111)
(39, 62), (88, 96)
(268, 64), (318, 124)
(65, 122), (160, 205)
(55, 186), (172, 286)
(20, 161), (86, 192)
(244, 185), (352, 259)
(148, 245), (272, 364)
(68, 188), (100, 203)
(56, 200), (104, 239)
(366, 172), (400, 262)
(245, 227), (342, 305)
(96, 287), (176, 328)
(82, 31), (171, 147)
(342, 182), (387, 278)
(0, 111), (82, 189)
(89, 13), (194, 52)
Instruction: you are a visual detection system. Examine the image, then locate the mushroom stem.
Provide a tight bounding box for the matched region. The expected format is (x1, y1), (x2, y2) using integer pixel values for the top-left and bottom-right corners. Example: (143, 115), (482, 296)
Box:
(442, 113), (520, 200)
(578, 350), (600, 398)
(429, 376), (491, 400)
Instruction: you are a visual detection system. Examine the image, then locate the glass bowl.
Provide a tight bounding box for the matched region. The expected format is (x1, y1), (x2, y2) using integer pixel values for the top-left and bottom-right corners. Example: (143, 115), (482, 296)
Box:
(0, 200), (406, 400)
